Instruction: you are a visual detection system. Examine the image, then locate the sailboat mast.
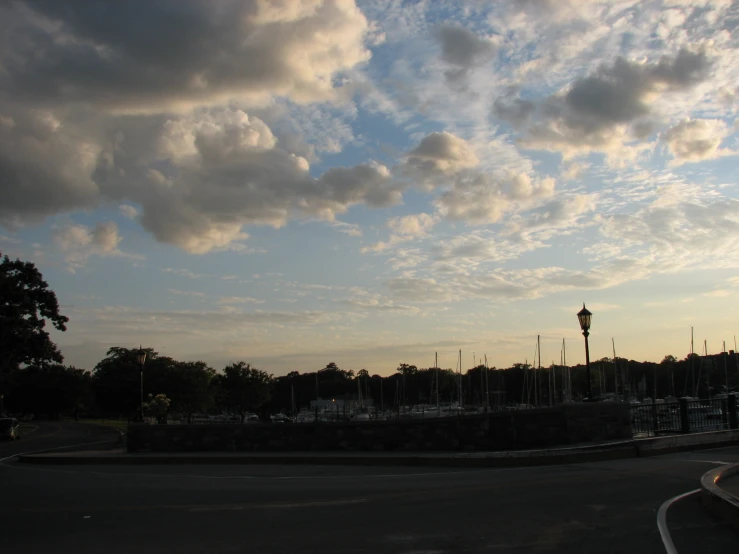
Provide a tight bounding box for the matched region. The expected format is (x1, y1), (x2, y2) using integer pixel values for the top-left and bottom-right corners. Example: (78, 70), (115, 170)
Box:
(435, 351), (439, 410)
(458, 349), (463, 408)
(705, 340), (710, 399)
(724, 340), (728, 395)
(534, 340), (539, 407)
(484, 354), (490, 410)
(691, 327), (695, 397)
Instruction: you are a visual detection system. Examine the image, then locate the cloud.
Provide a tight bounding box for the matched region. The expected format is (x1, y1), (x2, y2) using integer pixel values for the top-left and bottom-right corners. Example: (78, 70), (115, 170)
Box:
(561, 162), (590, 180)
(0, 108), (100, 227)
(162, 268), (205, 279)
(335, 289), (420, 313)
(0, 3), (404, 254)
(493, 92), (536, 127)
(328, 220), (363, 237)
(595, 196), (739, 274)
(404, 132), (480, 177)
(168, 289), (205, 298)
(363, 213), (437, 252)
(386, 277), (457, 303)
(98, 107), (401, 253)
(430, 232), (542, 267)
(54, 305), (346, 356)
(513, 48), (713, 159)
(4, 0), (372, 112)
(704, 290), (731, 298)
(119, 205), (139, 219)
(662, 118), (734, 165)
(434, 172), (556, 225)
(433, 24), (496, 84)
(218, 296), (264, 305)
(52, 221), (133, 271)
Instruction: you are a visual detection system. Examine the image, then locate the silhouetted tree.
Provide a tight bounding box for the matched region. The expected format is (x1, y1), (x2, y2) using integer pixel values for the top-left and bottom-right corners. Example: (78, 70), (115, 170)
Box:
(0, 253), (68, 374)
(213, 362), (272, 422)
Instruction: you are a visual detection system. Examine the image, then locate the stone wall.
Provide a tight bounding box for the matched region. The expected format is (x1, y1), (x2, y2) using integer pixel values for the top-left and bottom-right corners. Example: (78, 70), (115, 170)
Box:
(127, 402), (632, 453)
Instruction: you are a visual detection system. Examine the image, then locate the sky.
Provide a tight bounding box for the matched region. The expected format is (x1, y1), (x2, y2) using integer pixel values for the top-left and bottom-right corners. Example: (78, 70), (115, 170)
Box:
(1, 0), (738, 376)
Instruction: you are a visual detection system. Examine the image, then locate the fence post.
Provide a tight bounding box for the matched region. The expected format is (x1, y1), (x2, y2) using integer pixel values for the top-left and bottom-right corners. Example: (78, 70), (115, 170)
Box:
(651, 401), (659, 436)
(679, 397), (690, 434)
(728, 394), (738, 430)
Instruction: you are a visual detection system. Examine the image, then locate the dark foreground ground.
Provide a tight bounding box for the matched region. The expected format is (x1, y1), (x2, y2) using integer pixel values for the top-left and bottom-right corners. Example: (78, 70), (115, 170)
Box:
(1, 421), (738, 554)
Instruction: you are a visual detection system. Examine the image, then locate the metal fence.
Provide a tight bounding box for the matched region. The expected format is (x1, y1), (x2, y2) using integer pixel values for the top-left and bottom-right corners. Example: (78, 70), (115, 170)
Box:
(630, 397), (731, 438)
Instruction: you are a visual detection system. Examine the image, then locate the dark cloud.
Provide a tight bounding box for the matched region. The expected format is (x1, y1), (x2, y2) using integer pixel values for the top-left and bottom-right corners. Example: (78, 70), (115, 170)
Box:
(516, 48), (712, 155)
(432, 24), (496, 85)
(1, 0), (371, 111)
(0, 108), (100, 227)
(0, 3), (403, 252)
(492, 91), (536, 127)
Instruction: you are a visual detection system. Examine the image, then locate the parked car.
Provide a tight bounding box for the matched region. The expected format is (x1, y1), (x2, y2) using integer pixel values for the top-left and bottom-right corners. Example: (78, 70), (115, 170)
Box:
(0, 418), (21, 440)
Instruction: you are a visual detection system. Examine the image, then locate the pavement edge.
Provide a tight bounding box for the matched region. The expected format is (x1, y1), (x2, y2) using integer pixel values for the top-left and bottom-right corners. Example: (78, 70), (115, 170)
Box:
(15, 429), (739, 468)
(700, 462), (739, 531)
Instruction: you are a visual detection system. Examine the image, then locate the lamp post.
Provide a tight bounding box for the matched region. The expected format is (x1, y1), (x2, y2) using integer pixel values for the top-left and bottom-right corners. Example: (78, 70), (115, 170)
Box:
(136, 346), (147, 422)
(577, 304), (593, 401)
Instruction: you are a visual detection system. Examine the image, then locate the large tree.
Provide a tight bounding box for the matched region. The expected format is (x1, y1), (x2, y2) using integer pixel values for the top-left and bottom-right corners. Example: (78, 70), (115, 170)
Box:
(6, 364), (93, 418)
(0, 253), (69, 374)
(213, 362), (272, 422)
(92, 347), (155, 418)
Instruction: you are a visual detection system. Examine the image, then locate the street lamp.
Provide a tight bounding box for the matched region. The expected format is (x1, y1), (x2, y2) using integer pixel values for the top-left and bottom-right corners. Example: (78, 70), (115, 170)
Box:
(577, 304), (594, 401)
(136, 346), (147, 422)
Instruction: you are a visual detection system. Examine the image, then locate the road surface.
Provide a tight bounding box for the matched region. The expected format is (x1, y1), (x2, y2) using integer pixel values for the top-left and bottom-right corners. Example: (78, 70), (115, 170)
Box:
(0, 420), (121, 460)
(1, 422), (737, 553)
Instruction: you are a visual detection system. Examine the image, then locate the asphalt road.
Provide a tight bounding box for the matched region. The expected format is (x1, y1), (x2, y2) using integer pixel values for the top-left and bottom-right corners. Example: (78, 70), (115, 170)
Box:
(1, 423), (738, 554)
(0, 420), (122, 460)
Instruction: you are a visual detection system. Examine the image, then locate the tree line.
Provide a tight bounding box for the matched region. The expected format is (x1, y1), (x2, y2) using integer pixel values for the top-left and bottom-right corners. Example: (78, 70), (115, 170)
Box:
(2, 252), (737, 421)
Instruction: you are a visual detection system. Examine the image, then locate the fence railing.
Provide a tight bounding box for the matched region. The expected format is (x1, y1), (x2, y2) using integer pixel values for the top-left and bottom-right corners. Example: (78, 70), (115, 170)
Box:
(630, 396), (737, 437)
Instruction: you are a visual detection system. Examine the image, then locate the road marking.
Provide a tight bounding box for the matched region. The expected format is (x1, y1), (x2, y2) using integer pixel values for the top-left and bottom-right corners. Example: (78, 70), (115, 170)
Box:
(0, 462), (558, 481)
(0, 439), (120, 464)
(8, 498), (369, 514)
(657, 489), (700, 554)
(187, 498), (368, 511)
(670, 459), (730, 465)
(10, 422), (62, 443)
(18, 424), (39, 436)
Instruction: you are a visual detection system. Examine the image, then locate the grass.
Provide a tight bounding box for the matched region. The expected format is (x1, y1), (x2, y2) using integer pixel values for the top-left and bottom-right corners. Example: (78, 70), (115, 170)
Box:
(78, 418), (129, 434)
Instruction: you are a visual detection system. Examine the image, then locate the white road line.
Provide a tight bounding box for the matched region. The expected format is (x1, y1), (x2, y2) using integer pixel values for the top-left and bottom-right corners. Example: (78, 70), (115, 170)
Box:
(0, 463), (545, 481)
(670, 459), (730, 465)
(0, 439), (119, 464)
(187, 498), (368, 511)
(657, 489), (700, 554)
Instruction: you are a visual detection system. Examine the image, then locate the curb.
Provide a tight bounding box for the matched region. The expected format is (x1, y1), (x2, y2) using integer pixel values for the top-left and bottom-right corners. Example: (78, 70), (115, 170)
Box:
(17, 446), (637, 467)
(15, 429), (739, 468)
(700, 463), (739, 530)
